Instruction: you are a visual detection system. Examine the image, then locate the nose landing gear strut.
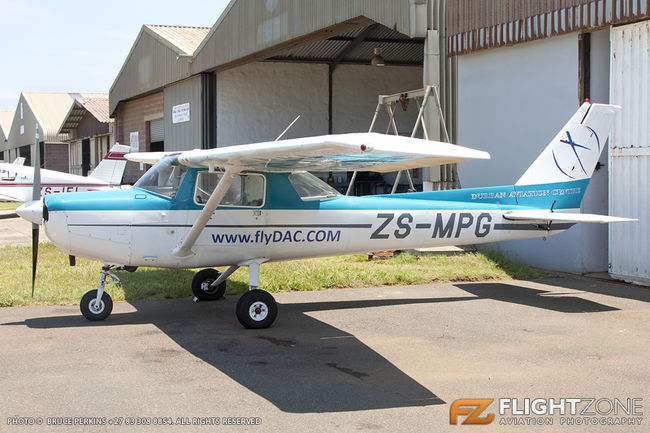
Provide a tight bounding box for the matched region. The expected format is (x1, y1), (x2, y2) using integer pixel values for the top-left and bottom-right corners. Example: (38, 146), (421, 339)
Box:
(80, 265), (119, 321)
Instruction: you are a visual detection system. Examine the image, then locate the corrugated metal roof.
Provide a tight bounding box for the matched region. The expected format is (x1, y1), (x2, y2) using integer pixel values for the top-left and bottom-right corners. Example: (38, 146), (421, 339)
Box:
(77, 96), (111, 123)
(22, 92), (75, 139)
(109, 26), (207, 114)
(18, 92), (104, 141)
(59, 96), (112, 135)
(0, 110), (14, 139)
(191, 0), (420, 72)
(145, 25), (211, 55)
(270, 23), (423, 65)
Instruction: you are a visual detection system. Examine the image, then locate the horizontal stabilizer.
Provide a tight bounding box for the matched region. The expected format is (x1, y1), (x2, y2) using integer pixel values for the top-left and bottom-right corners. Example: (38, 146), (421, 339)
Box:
(503, 210), (636, 224)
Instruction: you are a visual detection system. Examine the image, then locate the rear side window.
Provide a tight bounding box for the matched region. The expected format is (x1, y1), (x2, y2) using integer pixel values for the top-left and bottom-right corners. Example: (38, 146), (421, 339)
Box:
(289, 171), (341, 201)
(194, 172), (265, 207)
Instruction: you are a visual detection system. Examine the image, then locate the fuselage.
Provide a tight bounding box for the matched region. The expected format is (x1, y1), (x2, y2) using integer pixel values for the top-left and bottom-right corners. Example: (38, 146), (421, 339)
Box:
(0, 163), (117, 202)
(41, 168), (587, 268)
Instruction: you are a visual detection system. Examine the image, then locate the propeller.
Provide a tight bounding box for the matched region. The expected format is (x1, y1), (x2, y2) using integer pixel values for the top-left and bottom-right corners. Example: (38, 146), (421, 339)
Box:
(31, 125), (41, 297)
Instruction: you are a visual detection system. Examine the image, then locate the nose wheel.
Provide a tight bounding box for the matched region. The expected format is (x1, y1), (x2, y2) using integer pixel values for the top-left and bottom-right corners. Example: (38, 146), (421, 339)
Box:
(80, 265), (118, 321)
(80, 290), (113, 321)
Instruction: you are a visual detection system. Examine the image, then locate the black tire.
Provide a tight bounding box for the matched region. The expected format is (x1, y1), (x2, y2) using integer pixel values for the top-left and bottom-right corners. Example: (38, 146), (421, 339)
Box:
(236, 290), (278, 329)
(80, 290), (113, 321)
(192, 268), (226, 301)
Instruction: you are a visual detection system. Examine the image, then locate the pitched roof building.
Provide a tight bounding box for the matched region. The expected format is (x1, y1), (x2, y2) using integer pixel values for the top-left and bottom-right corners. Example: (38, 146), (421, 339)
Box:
(0, 111), (15, 159)
(5, 92), (105, 170)
(59, 95), (115, 176)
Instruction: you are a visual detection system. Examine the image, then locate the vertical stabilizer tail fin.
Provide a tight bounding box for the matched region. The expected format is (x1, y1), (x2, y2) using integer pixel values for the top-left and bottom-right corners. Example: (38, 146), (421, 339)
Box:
(88, 144), (131, 184)
(516, 103), (620, 186)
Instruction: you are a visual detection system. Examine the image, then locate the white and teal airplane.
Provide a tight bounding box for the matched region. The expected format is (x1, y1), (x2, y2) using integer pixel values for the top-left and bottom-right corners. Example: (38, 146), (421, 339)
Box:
(17, 102), (633, 328)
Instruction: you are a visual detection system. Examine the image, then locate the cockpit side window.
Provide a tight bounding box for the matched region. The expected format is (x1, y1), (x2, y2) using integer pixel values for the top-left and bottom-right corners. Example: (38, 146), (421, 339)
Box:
(134, 155), (187, 198)
(194, 171), (265, 208)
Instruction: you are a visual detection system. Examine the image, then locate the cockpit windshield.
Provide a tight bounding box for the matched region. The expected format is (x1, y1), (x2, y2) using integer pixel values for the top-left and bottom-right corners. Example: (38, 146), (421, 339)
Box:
(134, 155), (187, 198)
(288, 171), (341, 201)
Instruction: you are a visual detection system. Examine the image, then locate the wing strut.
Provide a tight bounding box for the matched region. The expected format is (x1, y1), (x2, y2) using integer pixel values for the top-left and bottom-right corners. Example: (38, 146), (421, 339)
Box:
(173, 165), (241, 258)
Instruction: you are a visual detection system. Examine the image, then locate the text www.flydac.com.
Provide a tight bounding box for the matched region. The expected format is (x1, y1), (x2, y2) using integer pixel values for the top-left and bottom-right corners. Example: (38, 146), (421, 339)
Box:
(211, 229), (341, 245)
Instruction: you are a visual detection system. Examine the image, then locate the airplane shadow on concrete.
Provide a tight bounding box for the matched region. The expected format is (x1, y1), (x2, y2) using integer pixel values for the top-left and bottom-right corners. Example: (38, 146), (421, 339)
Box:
(529, 276), (650, 304)
(454, 282), (620, 313)
(5, 278), (620, 413)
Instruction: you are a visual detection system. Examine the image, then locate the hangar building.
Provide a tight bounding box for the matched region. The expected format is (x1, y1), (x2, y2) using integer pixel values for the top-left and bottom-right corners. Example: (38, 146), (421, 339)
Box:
(59, 96), (115, 176)
(4, 92), (112, 174)
(109, 0), (648, 282)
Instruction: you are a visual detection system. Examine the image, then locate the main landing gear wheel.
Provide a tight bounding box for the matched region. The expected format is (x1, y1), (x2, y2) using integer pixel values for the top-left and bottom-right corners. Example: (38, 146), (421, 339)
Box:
(80, 290), (113, 321)
(192, 268), (227, 301)
(236, 289), (278, 329)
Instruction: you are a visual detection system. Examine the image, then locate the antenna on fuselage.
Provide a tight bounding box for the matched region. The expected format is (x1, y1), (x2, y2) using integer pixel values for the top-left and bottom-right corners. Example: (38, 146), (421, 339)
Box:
(275, 115), (301, 141)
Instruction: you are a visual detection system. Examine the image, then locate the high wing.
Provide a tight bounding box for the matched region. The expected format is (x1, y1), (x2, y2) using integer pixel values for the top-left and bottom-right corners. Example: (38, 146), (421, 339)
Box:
(503, 210), (637, 224)
(175, 133), (490, 172)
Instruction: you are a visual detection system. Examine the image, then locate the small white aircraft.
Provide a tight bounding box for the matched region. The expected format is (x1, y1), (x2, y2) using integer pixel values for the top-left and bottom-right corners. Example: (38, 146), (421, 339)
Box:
(17, 102), (634, 328)
(0, 143), (130, 202)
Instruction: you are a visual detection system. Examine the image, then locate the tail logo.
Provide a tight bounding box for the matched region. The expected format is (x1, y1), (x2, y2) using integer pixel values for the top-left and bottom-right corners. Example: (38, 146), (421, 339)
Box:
(552, 130), (590, 179)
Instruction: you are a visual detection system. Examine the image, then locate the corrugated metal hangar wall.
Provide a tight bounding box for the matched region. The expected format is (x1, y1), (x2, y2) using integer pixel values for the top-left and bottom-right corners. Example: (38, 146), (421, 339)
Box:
(609, 21), (650, 285)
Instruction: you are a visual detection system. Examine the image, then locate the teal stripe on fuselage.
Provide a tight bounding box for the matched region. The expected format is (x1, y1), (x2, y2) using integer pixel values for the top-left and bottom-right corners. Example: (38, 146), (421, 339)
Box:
(44, 168), (590, 212)
(354, 179), (590, 210)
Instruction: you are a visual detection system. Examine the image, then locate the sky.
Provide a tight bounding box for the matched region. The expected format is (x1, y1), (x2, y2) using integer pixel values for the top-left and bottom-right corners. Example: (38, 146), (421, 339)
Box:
(0, 0), (231, 111)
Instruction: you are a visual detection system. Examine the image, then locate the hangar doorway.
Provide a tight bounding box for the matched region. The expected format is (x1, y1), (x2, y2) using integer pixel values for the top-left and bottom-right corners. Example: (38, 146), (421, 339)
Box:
(81, 138), (91, 176)
(213, 21), (427, 194)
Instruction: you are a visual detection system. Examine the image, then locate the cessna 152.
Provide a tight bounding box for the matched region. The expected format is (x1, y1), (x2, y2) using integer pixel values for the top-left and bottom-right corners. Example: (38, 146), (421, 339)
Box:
(0, 143), (130, 202)
(17, 102), (633, 329)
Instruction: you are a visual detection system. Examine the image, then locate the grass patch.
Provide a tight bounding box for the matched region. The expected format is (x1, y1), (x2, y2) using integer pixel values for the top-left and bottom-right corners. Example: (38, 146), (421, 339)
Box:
(0, 243), (544, 307)
(0, 201), (20, 211)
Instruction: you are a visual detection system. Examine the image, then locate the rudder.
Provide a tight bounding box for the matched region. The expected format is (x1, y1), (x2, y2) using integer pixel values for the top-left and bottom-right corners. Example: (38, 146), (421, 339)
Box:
(516, 102), (620, 186)
(88, 144), (130, 184)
